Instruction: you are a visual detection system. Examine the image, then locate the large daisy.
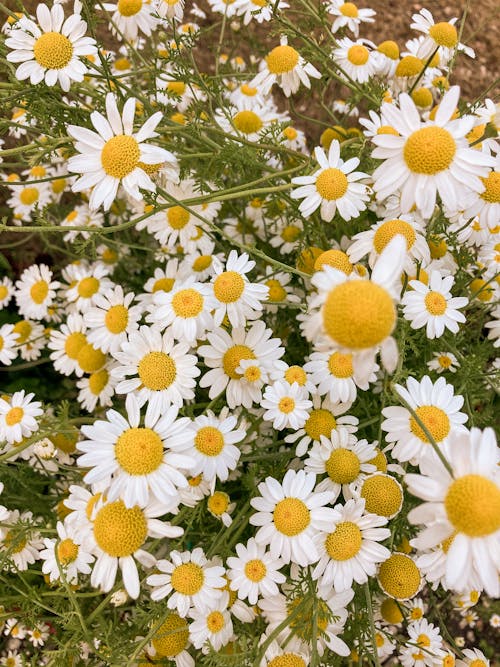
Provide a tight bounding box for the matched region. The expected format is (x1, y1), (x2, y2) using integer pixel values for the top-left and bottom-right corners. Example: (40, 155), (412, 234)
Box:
(67, 92), (176, 211)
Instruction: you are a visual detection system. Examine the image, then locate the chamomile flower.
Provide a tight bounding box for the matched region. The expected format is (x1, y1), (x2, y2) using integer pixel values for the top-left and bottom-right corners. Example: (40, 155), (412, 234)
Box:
(27, 623), (50, 647)
(76, 364), (118, 412)
(227, 538), (285, 605)
(5, 3), (98, 92)
(40, 520), (94, 583)
(234, 0), (288, 26)
(410, 9), (473, 61)
(216, 103), (280, 142)
(427, 352), (459, 374)
(457, 649), (490, 667)
(64, 263), (114, 313)
(0, 651), (22, 667)
(15, 264), (60, 320)
(146, 548), (225, 616)
(251, 36), (321, 97)
(0, 324), (18, 366)
(0, 277), (14, 310)
(312, 498), (391, 592)
(68, 93), (176, 211)
(250, 469), (338, 566)
(147, 613), (194, 666)
(400, 618), (444, 667)
(382, 375), (468, 463)
(333, 38), (378, 83)
(402, 271), (468, 339)
(111, 326), (200, 412)
(207, 491), (235, 526)
(0, 510), (43, 571)
(12, 319), (46, 362)
(154, 0), (185, 21)
(78, 393), (194, 508)
(0, 391), (43, 445)
(189, 594), (233, 652)
(463, 152), (500, 230)
(259, 636), (310, 667)
(327, 1), (375, 37)
(485, 306), (500, 347)
(406, 427), (500, 596)
(261, 380), (312, 430)
(102, 0), (159, 41)
(291, 141), (370, 222)
(48, 313), (87, 376)
(85, 285), (142, 354)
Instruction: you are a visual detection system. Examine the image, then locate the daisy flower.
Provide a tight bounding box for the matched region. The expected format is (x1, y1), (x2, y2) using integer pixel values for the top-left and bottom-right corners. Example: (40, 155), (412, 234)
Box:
(183, 409), (245, 484)
(250, 469), (338, 566)
(85, 285), (142, 354)
(261, 380), (312, 430)
(0, 391), (43, 445)
(400, 618), (444, 667)
(154, 0), (185, 21)
(327, 1), (375, 36)
(48, 313), (88, 376)
(39, 520), (94, 583)
(371, 86), (496, 218)
(60, 204), (105, 242)
(15, 263), (60, 320)
(0, 324), (18, 366)
(139, 260), (181, 307)
(5, 3), (98, 92)
(88, 496), (183, 599)
(427, 351), (459, 374)
(211, 250), (269, 328)
(6, 175), (52, 224)
(146, 548), (225, 616)
(12, 319), (46, 362)
(102, 0), (159, 41)
(312, 498), (391, 593)
(27, 623), (50, 647)
(111, 325), (200, 412)
(291, 141), (370, 222)
(332, 38), (378, 83)
(0, 510), (43, 571)
(64, 263), (113, 313)
(406, 427), (500, 596)
(68, 92), (176, 211)
(1, 651), (23, 667)
(207, 491), (235, 526)
(251, 36), (321, 97)
(189, 594), (233, 652)
(382, 375), (468, 463)
(0, 277), (14, 310)
(76, 363), (118, 412)
(402, 271), (468, 339)
(234, 0), (289, 26)
(463, 152), (500, 230)
(485, 306), (500, 347)
(215, 103), (281, 142)
(147, 613), (193, 666)
(259, 636), (310, 667)
(78, 393), (194, 508)
(227, 537), (285, 605)
(457, 648), (490, 667)
(410, 9), (473, 61)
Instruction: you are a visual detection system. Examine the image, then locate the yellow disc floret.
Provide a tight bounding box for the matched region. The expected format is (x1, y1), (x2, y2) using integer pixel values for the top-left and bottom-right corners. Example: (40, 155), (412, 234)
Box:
(315, 168), (349, 201)
(172, 289), (204, 318)
(304, 409), (336, 441)
(33, 32), (73, 69)
(314, 249), (353, 274)
(378, 553), (421, 600)
(117, 0), (142, 16)
(429, 22), (458, 48)
(444, 474), (500, 537)
(404, 127), (456, 174)
(409, 405), (450, 442)
(373, 219), (416, 253)
(347, 45), (369, 66)
(93, 501), (147, 557)
(268, 656), (306, 667)
(273, 498), (310, 536)
(101, 135), (140, 179)
(171, 562), (204, 595)
(222, 345), (255, 379)
(480, 171), (500, 203)
(138, 351), (176, 390)
(325, 521), (362, 560)
(326, 449), (361, 484)
(20, 188), (39, 206)
(152, 614), (189, 657)
(77, 277), (99, 299)
(57, 538), (79, 565)
(214, 271), (245, 303)
(30, 280), (49, 304)
(328, 351), (354, 378)
(232, 111), (263, 135)
(6, 407), (24, 426)
(105, 305), (129, 334)
(167, 206), (190, 230)
(424, 291), (447, 315)
(195, 426), (224, 456)
(266, 45), (299, 74)
(340, 2), (358, 17)
(361, 474), (403, 517)
(115, 427), (164, 475)
(77, 343), (106, 373)
(244, 559), (266, 582)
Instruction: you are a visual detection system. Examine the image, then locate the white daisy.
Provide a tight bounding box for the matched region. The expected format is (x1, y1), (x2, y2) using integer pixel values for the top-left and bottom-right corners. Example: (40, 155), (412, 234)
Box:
(234, 0), (288, 26)
(327, 0), (375, 37)
(291, 140), (370, 222)
(427, 351), (459, 374)
(463, 152), (500, 230)
(261, 380), (312, 430)
(39, 520), (94, 583)
(154, 0), (185, 21)
(0, 391), (43, 445)
(250, 469), (338, 566)
(68, 92), (176, 211)
(15, 263), (60, 321)
(0, 324), (18, 366)
(27, 623), (50, 647)
(76, 363), (118, 412)
(48, 313), (87, 376)
(102, 0), (159, 41)
(227, 537), (285, 606)
(5, 3), (97, 92)
(6, 176), (52, 223)
(85, 285), (142, 354)
(333, 38), (378, 83)
(400, 618), (444, 667)
(0, 510), (43, 571)
(189, 594), (233, 652)
(259, 636), (310, 667)
(410, 9), (473, 62)
(207, 491), (235, 527)
(215, 103), (282, 142)
(382, 375), (468, 463)
(456, 648), (490, 667)
(64, 263), (114, 314)
(12, 319), (46, 362)
(0, 277), (14, 310)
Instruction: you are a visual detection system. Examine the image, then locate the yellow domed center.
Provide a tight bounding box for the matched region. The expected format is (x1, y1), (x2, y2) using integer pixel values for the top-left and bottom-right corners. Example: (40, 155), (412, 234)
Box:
(325, 521), (362, 560)
(57, 538), (79, 565)
(438, 354), (452, 368)
(64, 332), (87, 359)
(395, 55), (423, 77)
(369, 449), (388, 472)
(273, 498), (310, 536)
(138, 351), (176, 390)
(77, 277), (99, 299)
(6, 406), (24, 426)
(266, 45), (299, 74)
(340, 2), (358, 17)
(374, 219), (416, 254)
(33, 32), (73, 69)
(30, 280), (49, 304)
(152, 614), (189, 657)
(89, 369), (109, 395)
(314, 249), (353, 274)
(378, 40), (400, 60)
(284, 366), (307, 386)
(192, 255), (212, 272)
(304, 408), (336, 441)
(171, 562), (204, 595)
(13, 320), (32, 344)
(281, 225), (301, 243)
(377, 125), (399, 135)
(380, 597), (403, 624)
(105, 304), (129, 334)
(93, 501), (147, 557)
(416, 633), (431, 648)
(117, 0), (143, 16)
(428, 238), (448, 259)
(347, 45), (369, 66)
(167, 206), (190, 229)
(77, 343), (106, 373)
(20, 187), (39, 205)
(278, 397), (296, 414)
(445, 474), (500, 537)
(115, 427), (164, 475)
(266, 279), (287, 302)
(223, 344), (255, 379)
(361, 474), (403, 517)
(424, 291), (447, 315)
(208, 491), (229, 515)
(404, 127), (456, 174)
(326, 448), (361, 484)
(315, 168), (348, 200)
(167, 81), (186, 95)
(195, 426), (224, 456)
(284, 126), (298, 140)
(378, 553), (421, 600)
(429, 22), (458, 47)
(114, 56), (131, 71)
(244, 558), (267, 582)
(153, 277), (175, 293)
(214, 271), (245, 303)
(232, 111), (263, 135)
(241, 83), (258, 96)
(172, 288), (204, 318)
(206, 611), (225, 633)
(323, 280), (395, 349)
(0, 285), (8, 300)
(101, 135), (140, 179)
(243, 364), (262, 383)
(268, 656), (306, 667)
(409, 405), (450, 443)
(412, 87), (433, 108)
(480, 171), (500, 203)
(328, 351), (354, 378)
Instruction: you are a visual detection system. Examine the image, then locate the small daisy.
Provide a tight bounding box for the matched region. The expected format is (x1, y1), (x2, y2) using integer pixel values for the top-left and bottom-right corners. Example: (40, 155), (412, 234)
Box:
(48, 313), (88, 376)
(0, 651), (23, 667)
(250, 469), (338, 566)
(76, 364), (118, 412)
(402, 271), (468, 339)
(5, 3), (98, 92)
(0, 277), (14, 310)
(27, 622), (50, 647)
(6, 176), (52, 223)
(410, 9), (473, 61)
(427, 351), (459, 374)
(154, 0), (185, 21)
(382, 375), (468, 463)
(251, 36), (321, 97)
(111, 325), (200, 412)
(291, 141), (370, 222)
(0, 391), (43, 445)
(146, 548), (225, 616)
(15, 263), (60, 320)
(0, 510), (43, 571)
(261, 380), (312, 430)
(102, 0), (159, 41)
(68, 92), (176, 211)
(234, 0), (288, 26)
(400, 618), (444, 667)
(40, 520), (94, 583)
(327, 1), (375, 37)
(207, 491), (235, 526)
(464, 152), (500, 230)
(227, 537), (285, 605)
(139, 260), (181, 307)
(216, 103), (281, 142)
(189, 594), (233, 652)
(85, 285), (142, 354)
(312, 498), (391, 593)
(0, 324), (18, 366)
(64, 263), (114, 314)
(12, 319), (46, 362)
(333, 38), (378, 83)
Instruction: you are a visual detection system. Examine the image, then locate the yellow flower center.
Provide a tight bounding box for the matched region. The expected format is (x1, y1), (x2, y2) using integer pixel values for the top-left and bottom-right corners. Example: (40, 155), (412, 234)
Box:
(404, 127), (456, 174)
(20, 187), (39, 206)
(138, 351), (176, 390)
(438, 355), (452, 368)
(101, 135), (140, 179)
(51, 430), (78, 454)
(328, 351), (353, 378)
(213, 271), (245, 303)
(195, 426), (224, 456)
(411, 608), (424, 620)
(4, 531), (27, 553)
(6, 406), (24, 426)
(412, 87), (433, 108)
(378, 553), (421, 600)
(409, 405), (450, 443)
(232, 110), (263, 135)
(326, 448), (361, 484)
(315, 168), (349, 201)
(377, 40), (400, 60)
(314, 249), (353, 274)
(77, 277), (99, 299)
(266, 279), (287, 302)
(93, 501), (147, 557)
(115, 427), (164, 475)
(117, 0), (143, 16)
(444, 474), (500, 537)
(323, 281), (396, 349)
(241, 83), (258, 96)
(373, 219), (416, 254)
(361, 474), (403, 517)
(284, 366), (307, 386)
(223, 344), (255, 379)
(428, 237), (448, 258)
(57, 538), (79, 565)
(167, 81), (186, 95)
(273, 498), (310, 536)
(325, 521), (362, 560)
(153, 277), (175, 293)
(380, 597), (403, 624)
(13, 320), (32, 344)
(377, 125), (399, 135)
(424, 291), (447, 315)
(304, 408), (336, 441)
(88, 368), (109, 395)
(152, 614), (189, 658)
(266, 45), (300, 74)
(278, 397), (296, 414)
(0, 285), (8, 300)
(429, 22), (458, 47)
(288, 597), (330, 636)
(244, 558), (267, 582)
(468, 661), (487, 667)
(284, 126), (298, 140)
(268, 656), (306, 667)
(347, 45), (369, 66)
(395, 55), (423, 77)
(281, 224), (302, 243)
(243, 364), (262, 383)
(480, 171), (500, 203)
(172, 288), (204, 318)
(33, 32), (73, 69)
(114, 57), (131, 71)
(167, 206), (190, 229)
(206, 611), (225, 633)
(188, 474), (203, 487)
(192, 255), (212, 272)
(30, 280), (49, 304)
(208, 491), (230, 515)
(105, 304), (129, 334)
(171, 562), (204, 595)
(340, 2), (358, 17)
(101, 247), (118, 264)
(77, 343), (106, 373)
(369, 449), (388, 472)
(470, 278), (494, 302)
